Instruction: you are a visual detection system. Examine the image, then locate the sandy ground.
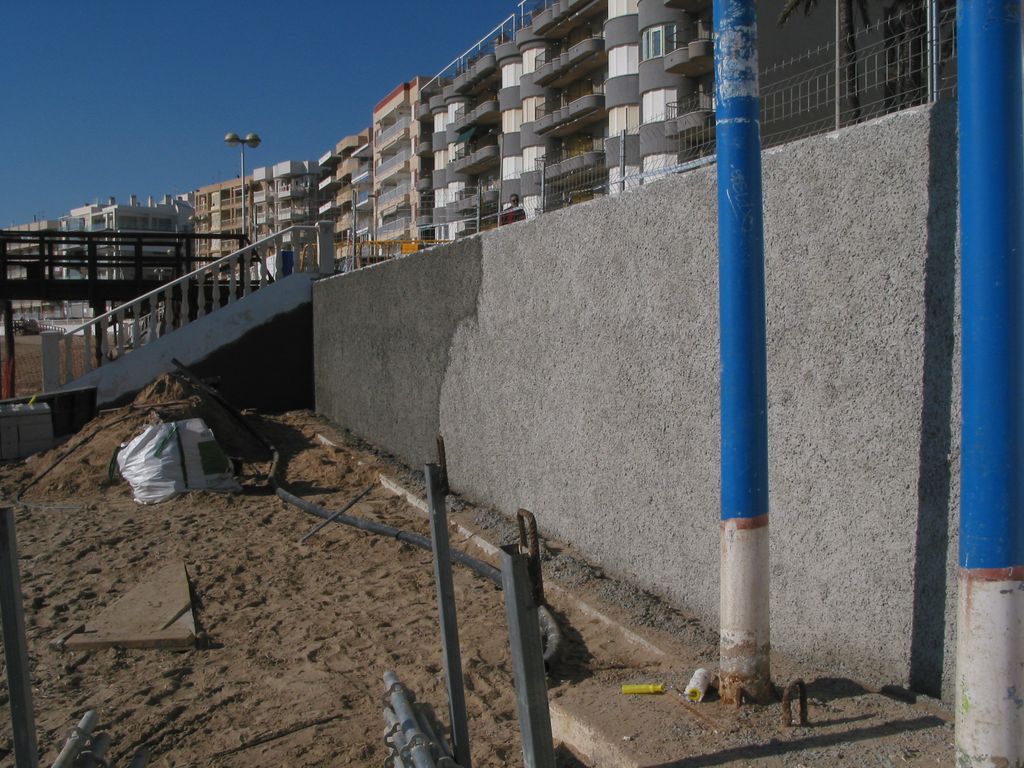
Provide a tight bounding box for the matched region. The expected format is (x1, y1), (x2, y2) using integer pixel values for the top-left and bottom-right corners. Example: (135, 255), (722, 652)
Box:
(0, 384), (956, 766)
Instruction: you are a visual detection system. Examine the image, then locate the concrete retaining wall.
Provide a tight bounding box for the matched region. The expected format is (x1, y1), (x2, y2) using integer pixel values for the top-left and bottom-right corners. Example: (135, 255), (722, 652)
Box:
(313, 102), (959, 697)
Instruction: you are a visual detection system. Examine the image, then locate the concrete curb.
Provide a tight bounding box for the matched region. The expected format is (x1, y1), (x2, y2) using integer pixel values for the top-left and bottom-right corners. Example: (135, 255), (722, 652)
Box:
(377, 472), (660, 767)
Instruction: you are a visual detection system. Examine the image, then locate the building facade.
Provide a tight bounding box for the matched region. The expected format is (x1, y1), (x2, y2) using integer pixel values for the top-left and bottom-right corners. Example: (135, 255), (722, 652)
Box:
(317, 129), (373, 261)
(372, 78), (429, 242)
(192, 179), (247, 260)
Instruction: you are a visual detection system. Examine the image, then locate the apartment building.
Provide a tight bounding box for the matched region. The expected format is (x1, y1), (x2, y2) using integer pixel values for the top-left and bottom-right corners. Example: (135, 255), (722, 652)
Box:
(373, 78), (429, 242)
(63, 194), (193, 236)
(408, 0), (761, 230)
(317, 129), (372, 261)
(193, 179), (247, 259)
(251, 160), (321, 247)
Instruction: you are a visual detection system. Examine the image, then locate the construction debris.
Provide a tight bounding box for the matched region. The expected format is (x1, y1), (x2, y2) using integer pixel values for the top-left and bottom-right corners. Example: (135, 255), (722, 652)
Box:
(63, 561), (196, 651)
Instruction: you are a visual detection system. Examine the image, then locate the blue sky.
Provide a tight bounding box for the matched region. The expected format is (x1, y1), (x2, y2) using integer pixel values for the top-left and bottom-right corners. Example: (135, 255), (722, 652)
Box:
(0, 0), (523, 226)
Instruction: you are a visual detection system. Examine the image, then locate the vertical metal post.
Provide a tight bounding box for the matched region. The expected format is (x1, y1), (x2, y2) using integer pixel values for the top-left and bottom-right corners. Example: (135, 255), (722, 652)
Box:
(240, 144), (247, 243)
(40, 331), (60, 392)
(834, 0), (841, 129)
(539, 162), (546, 215)
(475, 191), (482, 235)
(499, 545), (555, 768)
(2, 300), (14, 399)
(928, 0), (940, 100)
(498, 134), (505, 228)
(713, 0), (772, 705)
(619, 130), (627, 193)
(0, 507), (39, 768)
(424, 464), (472, 768)
(955, 0), (1024, 764)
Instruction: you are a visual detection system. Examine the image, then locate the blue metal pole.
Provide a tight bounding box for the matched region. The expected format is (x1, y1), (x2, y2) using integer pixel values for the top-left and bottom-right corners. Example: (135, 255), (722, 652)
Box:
(714, 0), (772, 704)
(956, 1), (1024, 763)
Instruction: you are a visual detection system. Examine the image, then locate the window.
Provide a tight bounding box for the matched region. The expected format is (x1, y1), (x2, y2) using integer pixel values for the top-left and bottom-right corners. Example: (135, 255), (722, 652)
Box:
(502, 155), (523, 180)
(664, 23), (679, 52)
(608, 44), (639, 78)
(642, 89), (671, 123)
(641, 26), (664, 61)
(608, 104), (640, 135)
(523, 144), (544, 171)
(502, 108), (523, 134)
(434, 112), (445, 132)
(501, 61), (523, 88)
(522, 47), (541, 75)
(523, 96), (541, 123)
(608, 0), (638, 16)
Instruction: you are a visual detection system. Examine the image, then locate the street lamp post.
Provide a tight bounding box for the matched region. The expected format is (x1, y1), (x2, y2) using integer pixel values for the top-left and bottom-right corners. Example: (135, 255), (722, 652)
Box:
(224, 132), (261, 242)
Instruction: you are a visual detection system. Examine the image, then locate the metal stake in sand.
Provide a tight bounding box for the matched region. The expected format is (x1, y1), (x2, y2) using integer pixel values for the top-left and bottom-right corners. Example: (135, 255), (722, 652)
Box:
(425, 463), (471, 768)
(298, 485), (375, 544)
(0, 507), (39, 768)
(713, 0), (772, 705)
(500, 544), (555, 768)
(955, 0), (1024, 763)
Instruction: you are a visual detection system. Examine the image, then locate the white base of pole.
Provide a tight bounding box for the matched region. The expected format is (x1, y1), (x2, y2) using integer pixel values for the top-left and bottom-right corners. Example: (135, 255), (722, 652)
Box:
(955, 567), (1024, 767)
(720, 516), (772, 703)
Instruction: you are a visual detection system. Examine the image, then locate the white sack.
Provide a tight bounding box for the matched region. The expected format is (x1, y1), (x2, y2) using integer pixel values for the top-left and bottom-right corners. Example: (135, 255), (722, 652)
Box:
(117, 418), (240, 504)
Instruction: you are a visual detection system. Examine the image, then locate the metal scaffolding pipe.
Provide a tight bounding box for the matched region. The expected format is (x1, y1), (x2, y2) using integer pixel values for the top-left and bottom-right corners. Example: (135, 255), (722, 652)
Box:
(51, 710), (98, 768)
(713, 0), (772, 705)
(955, 0), (1024, 764)
(383, 671), (438, 768)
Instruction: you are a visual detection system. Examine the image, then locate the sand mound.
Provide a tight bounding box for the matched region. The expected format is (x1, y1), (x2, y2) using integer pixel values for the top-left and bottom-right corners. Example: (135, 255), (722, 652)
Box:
(18, 374), (269, 501)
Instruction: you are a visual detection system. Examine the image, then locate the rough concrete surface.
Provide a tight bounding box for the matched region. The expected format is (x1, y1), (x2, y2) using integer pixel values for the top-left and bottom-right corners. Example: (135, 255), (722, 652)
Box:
(313, 103), (960, 698)
(313, 240), (483, 465)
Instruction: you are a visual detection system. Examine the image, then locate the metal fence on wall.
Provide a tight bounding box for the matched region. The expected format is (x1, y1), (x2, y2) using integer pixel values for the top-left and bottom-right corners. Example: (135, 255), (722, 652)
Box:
(538, 2), (957, 215)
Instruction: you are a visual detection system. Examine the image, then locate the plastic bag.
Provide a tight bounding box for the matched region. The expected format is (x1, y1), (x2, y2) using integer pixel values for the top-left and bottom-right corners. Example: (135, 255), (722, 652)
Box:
(117, 418), (240, 504)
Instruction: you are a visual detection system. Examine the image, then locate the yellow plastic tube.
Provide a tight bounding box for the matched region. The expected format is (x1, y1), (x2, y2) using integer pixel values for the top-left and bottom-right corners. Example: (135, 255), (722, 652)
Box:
(621, 683), (666, 695)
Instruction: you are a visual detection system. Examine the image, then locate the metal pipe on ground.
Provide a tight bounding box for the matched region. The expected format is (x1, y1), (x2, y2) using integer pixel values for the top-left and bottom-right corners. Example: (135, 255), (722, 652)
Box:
(713, 0), (773, 705)
(50, 710), (98, 768)
(955, 0), (1024, 764)
(383, 671), (438, 768)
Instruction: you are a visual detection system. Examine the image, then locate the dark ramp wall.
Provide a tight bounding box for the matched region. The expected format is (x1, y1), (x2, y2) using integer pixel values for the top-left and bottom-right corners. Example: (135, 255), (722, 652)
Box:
(190, 302), (314, 413)
(313, 103), (959, 699)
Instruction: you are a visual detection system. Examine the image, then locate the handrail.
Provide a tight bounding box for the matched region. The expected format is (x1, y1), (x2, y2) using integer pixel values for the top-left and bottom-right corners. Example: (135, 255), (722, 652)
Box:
(43, 223), (332, 390)
(63, 225), (317, 337)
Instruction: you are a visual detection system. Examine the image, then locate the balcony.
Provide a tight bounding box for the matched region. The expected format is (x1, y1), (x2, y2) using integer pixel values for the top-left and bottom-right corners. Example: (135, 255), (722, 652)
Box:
(666, 36), (713, 76)
(539, 0), (606, 39)
(416, 213), (435, 228)
(534, 37), (606, 88)
(377, 182), (411, 211)
(319, 175), (341, 193)
(449, 144), (500, 176)
(253, 166), (271, 182)
(416, 174), (433, 192)
(416, 138), (433, 158)
(339, 156), (362, 181)
(453, 53), (498, 96)
(665, 98), (715, 142)
(319, 199), (339, 216)
(377, 216), (410, 238)
(450, 99), (501, 134)
(274, 160), (307, 178)
(318, 148), (340, 168)
(535, 93), (607, 137)
(447, 188), (499, 216)
(544, 150), (604, 181)
(352, 169), (372, 187)
(376, 148), (411, 181)
(376, 116), (411, 150)
(278, 183), (310, 200)
(278, 208), (302, 223)
(253, 190), (269, 204)
(414, 101), (432, 122)
(355, 191), (373, 209)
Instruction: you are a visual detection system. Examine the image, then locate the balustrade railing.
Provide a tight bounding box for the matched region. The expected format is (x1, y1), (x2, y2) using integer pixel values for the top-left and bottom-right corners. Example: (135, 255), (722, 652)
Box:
(44, 224), (332, 388)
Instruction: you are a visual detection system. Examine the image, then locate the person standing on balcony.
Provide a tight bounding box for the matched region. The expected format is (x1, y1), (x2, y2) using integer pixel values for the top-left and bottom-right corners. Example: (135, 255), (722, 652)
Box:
(499, 193), (526, 225)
